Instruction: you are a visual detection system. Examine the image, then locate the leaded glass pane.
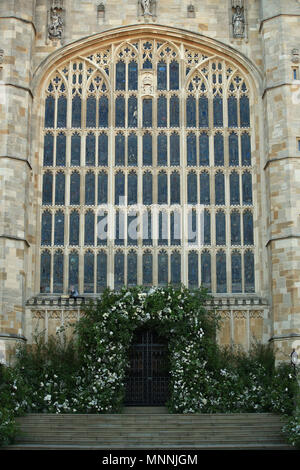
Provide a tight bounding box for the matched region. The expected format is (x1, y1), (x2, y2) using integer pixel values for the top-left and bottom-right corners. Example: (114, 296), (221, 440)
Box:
(98, 133), (108, 166)
(86, 96), (96, 128)
(42, 172), (53, 205)
(71, 133), (81, 166)
(115, 96), (125, 127)
(53, 250), (64, 293)
(128, 95), (138, 128)
(216, 250), (227, 293)
(116, 61), (126, 90)
(170, 61), (179, 90)
(143, 133), (152, 166)
(158, 172), (168, 204)
(41, 211), (52, 246)
(115, 211), (125, 245)
(98, 171), (108, 204)
(86, 133), (96, 166)
(241, 133), (251, 166)
(188, 252), (198, 288)
(188, 210), (197, 245)
(231, 251), (242, 293)
(157, 61), (167, 90)
(40, 251), (51, 293)
(69, 211), (79, 246)
(200, 171), (210, 205)
(57, 96), (67, 128)
(44, 134), (54, 166)
(143, 211), (152, 246)
(158, 211), (168, 246)
(204, 209), (211, 245)
(115, 133), (125, 166)
(171, 251), (181, 284)
(231, 210), (241, 245)
(128, 133), (137, 166)
(229, 132), (239, 166)
(244, 250), (255, 293)
(215, 171), (225, 205)
(158, 250), (168, 285)
(97, 212), (108, 246)
(187, 133), (197, 166)
(243, 210), (254, 245)
(143, 172), (153, 205)
(230, 171), (240, 205)
(85, 211), (95, 246)
(213, 95), (223, 127)
(85, 172), (95, 205)
(186, 96), (196, 128)
(214, 133), (224, 166)
(114, 251), (125, 289)
(54, 210), (64, 246)
(228, 96), (238, 128)
(171, 211), (181, 246)
(199, 133), (209, 166)
(170, 95), (180, 127)
(45, 96), (55, 128)
(128, 172), (137, 205)
(187, 172), (197, 204)
(157, 96), (167, 127)
(157, 133), (167, 166)
(143, 99), (152, 127)
(170, 172), (180, 204)
(199, 96), (209, 128)
(84, 251), (94, 293)
(56, 133), (66, 166)
(127, 251), (138, 286)
(128, 61), (138, 90)
(170, 133), (180, 166)
(97, 251), (107, 292)
(115, 172), (125, 205)
(72, 95), (82, 128)
(240, 95), (250, 127)
(55, 172), (65, 205)
(70, 172), (80, 205)
(216, 211), (226, 245)
(99, 96), (109, 128)
(143, 251), (153, 285)
(201, 251), (211, 291)
(69, 251), (79, 291)
(242, 171), (253, 205)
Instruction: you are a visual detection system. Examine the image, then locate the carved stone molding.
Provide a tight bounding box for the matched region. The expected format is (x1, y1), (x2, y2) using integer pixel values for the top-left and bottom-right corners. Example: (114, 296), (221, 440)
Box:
(291, 48), (300, 64)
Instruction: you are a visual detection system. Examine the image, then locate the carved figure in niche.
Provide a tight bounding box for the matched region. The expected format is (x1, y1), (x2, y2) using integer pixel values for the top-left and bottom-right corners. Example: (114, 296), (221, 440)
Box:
(48, 7), (64, 40)
(142, 74), (153, 95)
(232, 6), (245, 38)
(141, 0), (152, 16)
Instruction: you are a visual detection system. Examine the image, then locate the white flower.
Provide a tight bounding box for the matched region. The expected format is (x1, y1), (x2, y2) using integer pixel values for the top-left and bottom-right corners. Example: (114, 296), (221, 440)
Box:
(44, 395), (51, 401)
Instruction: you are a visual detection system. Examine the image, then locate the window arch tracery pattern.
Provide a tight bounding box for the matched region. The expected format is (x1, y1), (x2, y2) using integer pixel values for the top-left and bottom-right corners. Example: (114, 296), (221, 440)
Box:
(40, 37), (255, 294)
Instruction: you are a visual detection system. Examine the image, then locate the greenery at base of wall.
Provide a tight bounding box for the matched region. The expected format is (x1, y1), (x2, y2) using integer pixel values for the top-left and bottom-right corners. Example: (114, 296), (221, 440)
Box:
(0, 286), (299, 447)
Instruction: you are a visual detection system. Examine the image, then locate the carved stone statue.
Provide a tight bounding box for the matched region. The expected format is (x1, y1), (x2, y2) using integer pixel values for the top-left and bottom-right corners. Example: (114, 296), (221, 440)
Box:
(232, 6), (245, 38)
(48, 7), (64, 40)
(141, 0), (152, 16)
(0, 49), (4, 65)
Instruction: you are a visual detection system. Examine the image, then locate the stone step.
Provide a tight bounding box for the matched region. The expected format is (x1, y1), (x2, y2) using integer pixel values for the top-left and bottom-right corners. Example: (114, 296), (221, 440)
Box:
(4, 443), (293, 450)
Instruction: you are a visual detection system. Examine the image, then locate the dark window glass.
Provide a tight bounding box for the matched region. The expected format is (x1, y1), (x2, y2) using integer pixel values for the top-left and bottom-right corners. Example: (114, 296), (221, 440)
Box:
(44, 134), (54, 166)
(115, 211), (125, 246)
(170, 172), (180, 204)
(199, 96), (209, 128)
(70, 172), (80, 205)
(128, 61), (138, 90)
(86, 133), (96, 166)
(170, 61), (179, 90)
(230, 171), (240, 205)
(216, 250), (227, 293)
(157, 133), (167, 166)
(228, 96), (238, 128)
(143, 133), (152, 166)
(41, 211), (52, 246)
(187, 172), (197, 204)
(188, 252), (198, 288)
(143, 251), (153, 285)
(115, 171), (125, 205)
(215, 171), (225, 205)
(171, 211), (181, 246)
(143, 172), (153, 205)
(243, 210), (254, 245)
(204, 209), (211, 245)
(143, 211), (152, 246)
(244, 250), (255, 293)
(143, 99), (152, 127)
(115, 133), (125, 166)
(98, 133), (108, 166)
(127, 251), (138, 286)
(71, 133), (81, 166)
(241, 133), (251, 166)
(200, 171), (210, 205)
(86, 96), (96, 128)
(170, 133), (180, 166)
(42, 172), (53, 205)
(98, 171), (108, 204)
(231, 210), (241, 245)
(128, 95), (138, 128)
(53, 250), (64, 293)
(57, 96), (67, 128)
(115, 96), (125, 127)
(242, 171), (253, 205)
(158, 172), (168, 204)
(157, 96), (167, 128)
(158, 211), (168, 246)
(97, 212), (108, 246)
(213, 95), (223, 127)
(187, 133), (197, 166)
(229, 132), (239, 166)
(199, 133), (209, 166)
(85, 211), (95, 246)
(97, 251), (107, 292)
(45, 96), (55, 128)
(128, 133), (138, 166)
(216, 211), (226, 245)
(85, 172), (95, 205)
(72, 95), (82, 128)
(186, 96), (196, 128)
(56, 133), (66, 166)
(232, 251), (242, 293)
(201, 250), (211, 291)
(55, 172), (65, 205)
(127, 212), (137, 245)
(158, 250), (168, 285)
(54, 210), (64, 246)
(69, 251), (79, 291)
(157, 61), (167, 90)
(240, 95), (250, 127)
(69, 211), (79, 246)
(143, 58), (152, 69)
(128, 172), (137, 205)
(171, 251), (181, 285)
(116, 61), (126, 90)
(214, 133), (224, 166)
(170, 95), (180, 127)
(114, 251), (125, 289)
(188, 210), (197, 245)
(99, 96), (109, 128)
(84, 251), (94, 293)
(40, 251), (51, 293)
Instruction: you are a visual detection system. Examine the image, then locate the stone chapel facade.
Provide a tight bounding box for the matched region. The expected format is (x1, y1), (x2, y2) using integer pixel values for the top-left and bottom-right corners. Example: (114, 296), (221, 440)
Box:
(0, 0), (300, 364)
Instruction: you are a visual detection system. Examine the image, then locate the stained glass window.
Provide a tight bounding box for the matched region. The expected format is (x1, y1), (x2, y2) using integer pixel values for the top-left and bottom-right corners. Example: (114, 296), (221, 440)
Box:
(55, 172), (65, 206)
(128, 172), (138, 205)
(128, 95), (138, 128)
(86, 96), (96, 128)
(242, 171), (253, 205)
(199, 96), (209, 128)
(188, 172), (197, 204)
(242, 133), (251, 166)
(97, 251), (107, 292)
(199, 133), (209, 166)
(240, 95), (250, 128)
(99, 96), (109, 128)
(86, 133), (96, 166)
(54, 210), (64, 246)
(157, 61), (167, 90)
(41, 211), (52, 246)
(143, 172), (153, 205)
(170, 172), (180, 204)
(40, 251), (51, 293)
(215, 171), (225, 206)
(170, 61), (179, 90)
(244, 250), (255, 293)
(216, 210), (226, 245)
(158, 171), (168, 204)
(143, 132), (152, 166)
(98, 171), (108, 205)
(85, 171), (95, 205)
(69, 251), (79, 291)
(69, 210), (80, 246)
(72, 95), (82, 128)
(158, 211), (168, 246)
(228, 96), (238, 128)
(170, 133), (180, 166)
(158, 250), (168, 285)
(213, 95), (223, 127)
(84, 211), (95, 246)
(128, 61), (138, 90)
(231, 210), (241, 246)
(98, 133), (108, 166)
(188, 251), (198, 288)
(143, 251), (153, 285)
(204, 210), (211, 246)
(56, 133), (66, 166)
(187, 96), (196, 128)
(171, 251), (181, 284)
(201, 250), (211, 291)
(115, 171), (125, 205)
(127, 250), (138, 286)
(216, 250), (227, 293)
(114, 251), (125, 289)
(157, 96), (167, 128)
(45, 96), (55, 128)
(71, 133), (81, 166)
(200, 171), (210, 205)
(70, 171), (80, 205)
(187, 133), (197, 166)
(243, 210), (254, 245)
(143, 99), (152, 127)
(42, 172), (53, 205)
(115, 96), (125, 127)
(229, 132), (239, 166)
(44, 133), (54, 166)
(53, 250), (64, 293)
(57, 96), (67, 128)
(115, 133), (125, 166)
(157, 133), (167, 165)
(84, 251), (94, 293)
(230, 171), (240, 206)
(116, 61), (126, 90)
(214, 133), (224, 166)
(231, 250), (242, 293)
(170, 95), (180, 127)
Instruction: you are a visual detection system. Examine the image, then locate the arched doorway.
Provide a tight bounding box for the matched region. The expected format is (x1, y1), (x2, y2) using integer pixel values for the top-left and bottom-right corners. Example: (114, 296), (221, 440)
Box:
(125, 327), (169, 406)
